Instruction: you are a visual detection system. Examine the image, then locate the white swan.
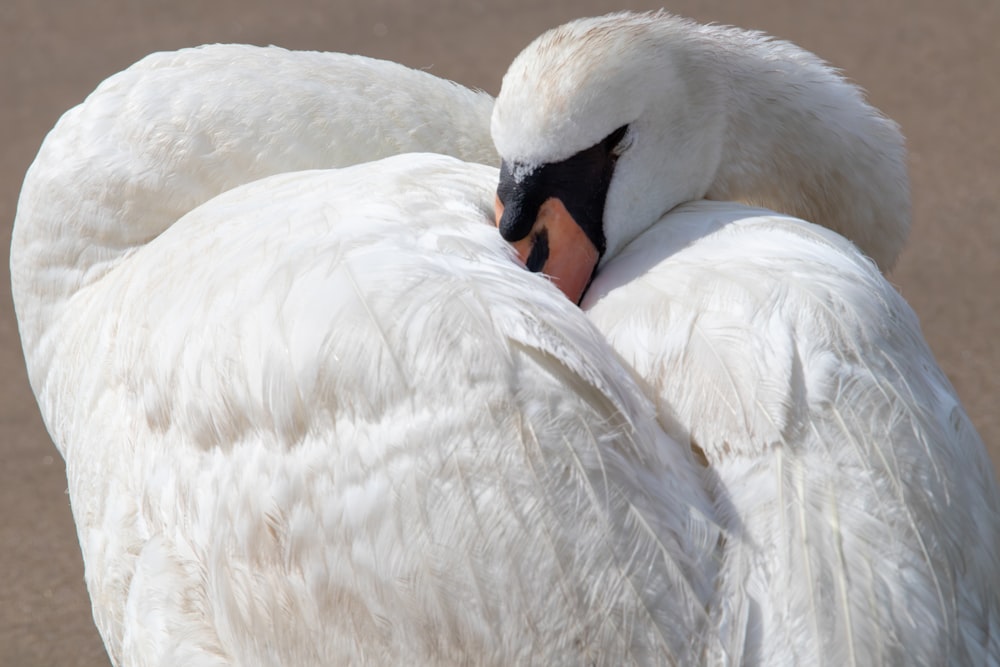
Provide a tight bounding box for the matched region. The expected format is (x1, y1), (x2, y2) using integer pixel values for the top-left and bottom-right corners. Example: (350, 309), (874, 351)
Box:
(491, 11), (1000, 665)
(11, 46), (719, 664)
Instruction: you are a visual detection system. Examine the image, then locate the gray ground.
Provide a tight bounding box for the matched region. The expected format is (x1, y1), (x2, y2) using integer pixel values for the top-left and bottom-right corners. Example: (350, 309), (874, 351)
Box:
(2, 1), (997, 664)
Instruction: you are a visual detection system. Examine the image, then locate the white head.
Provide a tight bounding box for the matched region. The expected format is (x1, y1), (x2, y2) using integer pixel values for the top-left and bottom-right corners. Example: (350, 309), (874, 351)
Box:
(491, 11), (909, 303)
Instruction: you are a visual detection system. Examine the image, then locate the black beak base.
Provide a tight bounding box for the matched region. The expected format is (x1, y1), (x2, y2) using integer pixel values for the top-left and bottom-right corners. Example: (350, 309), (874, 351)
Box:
(495, 124), (629, 266)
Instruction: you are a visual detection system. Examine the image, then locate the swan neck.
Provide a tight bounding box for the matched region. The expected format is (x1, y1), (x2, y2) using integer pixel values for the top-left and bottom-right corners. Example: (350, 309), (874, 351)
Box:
(704, 30), (910, 269)
(11, 46), (499, 389)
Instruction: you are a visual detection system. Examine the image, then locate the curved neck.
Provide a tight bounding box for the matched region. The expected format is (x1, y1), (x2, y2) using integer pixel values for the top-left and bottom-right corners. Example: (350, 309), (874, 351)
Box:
(703, 25), (910, 270)
(595, 15), (909, 269)
(11, 45), (496, 390)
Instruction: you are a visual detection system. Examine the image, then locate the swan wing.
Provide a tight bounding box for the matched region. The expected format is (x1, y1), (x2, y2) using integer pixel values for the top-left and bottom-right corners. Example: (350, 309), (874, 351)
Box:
(585, 200), (1000, 665)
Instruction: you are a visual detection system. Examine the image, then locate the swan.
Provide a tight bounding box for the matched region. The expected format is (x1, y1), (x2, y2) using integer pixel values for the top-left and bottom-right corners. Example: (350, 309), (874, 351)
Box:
(491, 11), (1000, 665)
(10, 46), (720, 664)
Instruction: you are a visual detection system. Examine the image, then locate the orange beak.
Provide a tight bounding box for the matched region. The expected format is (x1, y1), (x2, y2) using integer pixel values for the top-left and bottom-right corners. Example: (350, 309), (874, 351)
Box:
(494, 195), (599, 304)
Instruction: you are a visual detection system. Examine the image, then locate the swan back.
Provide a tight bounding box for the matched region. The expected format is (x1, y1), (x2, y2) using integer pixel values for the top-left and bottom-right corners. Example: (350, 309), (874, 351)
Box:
(12, 45), (496, 395)
(46, 154), (719, 664)
(492, 11), (909, 269)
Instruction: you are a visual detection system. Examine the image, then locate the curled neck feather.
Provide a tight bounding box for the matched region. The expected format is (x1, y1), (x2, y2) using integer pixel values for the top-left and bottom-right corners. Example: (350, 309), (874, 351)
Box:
(491, 11), (909, 268)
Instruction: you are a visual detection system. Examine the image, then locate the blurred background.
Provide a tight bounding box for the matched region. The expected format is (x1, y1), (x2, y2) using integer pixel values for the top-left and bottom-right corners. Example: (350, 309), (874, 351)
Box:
(2, 0), (997, 664)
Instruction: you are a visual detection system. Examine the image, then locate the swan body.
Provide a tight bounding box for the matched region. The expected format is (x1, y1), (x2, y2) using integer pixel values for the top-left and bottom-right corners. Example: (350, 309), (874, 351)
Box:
(492, 11), (1000, 665)
(11, 46), (720, 665)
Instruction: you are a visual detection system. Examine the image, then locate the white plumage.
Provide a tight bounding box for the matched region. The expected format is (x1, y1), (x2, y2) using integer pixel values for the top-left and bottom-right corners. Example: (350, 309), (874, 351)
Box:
(584, 203), (1000, 664)
(11, 46), (717, 665)
(492, 12), (1000, 665)
(492, 11), (909, 273)
(12, 11), (1000, 667)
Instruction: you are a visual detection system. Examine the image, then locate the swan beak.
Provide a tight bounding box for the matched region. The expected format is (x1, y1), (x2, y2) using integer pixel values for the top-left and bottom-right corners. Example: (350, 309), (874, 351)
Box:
(495, 195), (599, 305)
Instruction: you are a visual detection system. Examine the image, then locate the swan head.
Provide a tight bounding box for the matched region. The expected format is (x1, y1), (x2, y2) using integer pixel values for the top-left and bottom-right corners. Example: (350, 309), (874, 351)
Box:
(492, 11), (910, 303)
(492, 12), (726, 302)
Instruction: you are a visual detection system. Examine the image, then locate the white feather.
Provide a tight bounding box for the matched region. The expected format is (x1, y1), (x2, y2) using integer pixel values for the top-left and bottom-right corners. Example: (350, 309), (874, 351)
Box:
(583, 203), (1000, 665)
